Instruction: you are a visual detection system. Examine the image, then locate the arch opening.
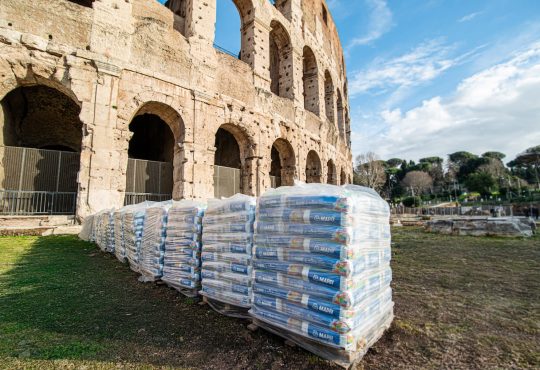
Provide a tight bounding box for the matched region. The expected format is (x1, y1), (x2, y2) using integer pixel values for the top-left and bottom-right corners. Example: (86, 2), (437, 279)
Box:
(305, 150), (322, 184)
(303, 46), (320, 115)
(337, 89), (345, 140)
(324, 70), (335, 124)
(68, 0), (94, 8)
(125, 103), (181, 205)
(269, 20), (293, 100)
(340, 168), (347, 185)
(164, 0), (187, 36)
(215, 0), (253, 64)
(270, 138), (295, 188)
(327, 159), (337, 185)
(0, 85), (83, 215)
(214, 126), (251, 198)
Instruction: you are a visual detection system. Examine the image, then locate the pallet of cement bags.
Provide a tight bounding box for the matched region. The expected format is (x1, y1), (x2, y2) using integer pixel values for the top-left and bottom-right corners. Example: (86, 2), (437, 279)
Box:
(249, 184), (393, 368)
(123, 202), (154, 273)
(139, 201), (173, 282)
(161, 200), (206, 297)
(200, 194), (256, 318)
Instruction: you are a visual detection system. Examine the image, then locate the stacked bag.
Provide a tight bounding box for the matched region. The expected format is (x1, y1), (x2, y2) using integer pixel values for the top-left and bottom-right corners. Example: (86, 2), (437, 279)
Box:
(139, 201), (172, 281)
(95, 209), (114, 253)
(161, 200), (206, 296)
(250, 184), (393, 364)
(123, 202), (152, 272)
(200, 194), (256, 316)
(113, 207), (128, 263)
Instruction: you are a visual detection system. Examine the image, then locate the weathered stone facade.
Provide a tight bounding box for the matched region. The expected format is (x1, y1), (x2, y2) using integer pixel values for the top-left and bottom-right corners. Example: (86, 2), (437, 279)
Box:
(0, 0), (352, 219)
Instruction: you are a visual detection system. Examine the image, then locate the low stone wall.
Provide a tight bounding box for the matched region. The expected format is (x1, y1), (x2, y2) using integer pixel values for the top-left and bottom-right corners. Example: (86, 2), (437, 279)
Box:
(426, 217), (536, 237)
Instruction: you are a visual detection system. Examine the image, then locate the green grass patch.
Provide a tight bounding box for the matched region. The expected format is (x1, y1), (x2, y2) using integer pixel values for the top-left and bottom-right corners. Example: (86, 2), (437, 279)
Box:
(0, 230), (539, 369)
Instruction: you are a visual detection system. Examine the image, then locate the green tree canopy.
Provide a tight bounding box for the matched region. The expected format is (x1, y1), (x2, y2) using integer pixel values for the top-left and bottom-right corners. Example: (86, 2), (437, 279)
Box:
(482, 151), (506, 160)
(464, 172), (496, 196)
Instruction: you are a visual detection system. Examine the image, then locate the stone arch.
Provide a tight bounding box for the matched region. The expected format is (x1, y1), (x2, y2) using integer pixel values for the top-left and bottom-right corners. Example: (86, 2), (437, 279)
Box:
(270, 138), (296, 187)
(303, 46), (320, 115)
(340, 168), (347, 185)
(164, 0), (187, 36)
(306, 150), (322, 183)
(327, 159), (337, 184)
(271, 0), (292, 21)
(1, 83), (84, 214)
(214, 122), (255, 197)
(345, 108), (351, 147)
(215, 0), (255, 65)
(68, 0), (94, 8)
(324, 70), (335, 123)
(337, 88), (345, 140)
(269, 20), (293, 100)
(125, 102), (184, 203)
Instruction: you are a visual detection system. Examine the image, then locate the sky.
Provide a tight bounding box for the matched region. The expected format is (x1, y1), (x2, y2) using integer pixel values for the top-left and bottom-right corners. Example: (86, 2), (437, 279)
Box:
(162, 0), (540, 163)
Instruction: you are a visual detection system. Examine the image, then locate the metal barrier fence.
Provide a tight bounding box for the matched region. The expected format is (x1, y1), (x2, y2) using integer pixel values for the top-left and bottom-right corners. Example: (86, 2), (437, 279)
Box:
(124, 192), (172, 206)
(392, 205), (514, 217)
(124, 158), (173, 205)
(270, 175), (281, 189)
(214, 165), (240, 199)
(0, 146), (80, 215)
(0, 190), (77, 215)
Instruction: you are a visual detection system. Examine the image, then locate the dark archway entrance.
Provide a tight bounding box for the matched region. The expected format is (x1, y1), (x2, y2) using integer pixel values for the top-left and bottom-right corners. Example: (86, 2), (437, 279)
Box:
(327, 159), (337, 185)
(306, 150), (322, 184)
(214, 127), (243, 198)
(0, 85), (82, 215)
(270, 138), (295, 188)
(125, 104), (179, 205)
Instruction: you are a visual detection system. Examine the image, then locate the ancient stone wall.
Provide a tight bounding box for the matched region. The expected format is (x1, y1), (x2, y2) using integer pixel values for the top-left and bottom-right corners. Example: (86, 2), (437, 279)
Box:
(0, 0), (353, 219)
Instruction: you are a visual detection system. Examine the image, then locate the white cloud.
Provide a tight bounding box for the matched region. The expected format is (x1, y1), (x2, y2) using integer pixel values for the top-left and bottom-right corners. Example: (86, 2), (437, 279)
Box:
(458, 11), (483, 23)
(349, 40), (458, 97)
(352, 42), (540, 162)
(348, 0), (393, 48)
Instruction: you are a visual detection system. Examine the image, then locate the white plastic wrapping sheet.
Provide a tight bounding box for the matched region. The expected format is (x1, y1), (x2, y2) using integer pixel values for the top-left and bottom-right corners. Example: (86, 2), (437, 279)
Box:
(200, 194), (256, 316)
(139, 201), (173, 282)
(122, 201), (154, 272)
(161, 200), (206, 296)
(249, 184), (393, 364)
(94, 209), (114, 253)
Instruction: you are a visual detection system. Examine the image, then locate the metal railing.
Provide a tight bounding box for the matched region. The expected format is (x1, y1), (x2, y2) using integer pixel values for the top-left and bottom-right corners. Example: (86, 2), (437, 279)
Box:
(270, 175), (281, 189)
(124, 158), (173, 206)
(213, 43), (240, 59)
(124, 192), (172, 206)
(0, 190), (77, 215)
(0, 146), (80, 215)
(214, 165), (241, 199)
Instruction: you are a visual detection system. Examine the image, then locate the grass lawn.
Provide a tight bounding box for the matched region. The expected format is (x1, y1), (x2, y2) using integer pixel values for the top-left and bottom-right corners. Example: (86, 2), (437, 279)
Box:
(0, 228), (538, 369)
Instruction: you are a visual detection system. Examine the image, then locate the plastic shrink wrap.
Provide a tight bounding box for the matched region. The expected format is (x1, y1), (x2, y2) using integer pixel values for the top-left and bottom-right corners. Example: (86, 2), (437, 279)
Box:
(122, 202), (154, 272)
(161, 200), (206, 296)
(250, 184), (393, 366)
(79, 214), (93, 242)
(139, 201), (173, 282)
(200, 194), (256, 317)
(95, 209), (114, 253)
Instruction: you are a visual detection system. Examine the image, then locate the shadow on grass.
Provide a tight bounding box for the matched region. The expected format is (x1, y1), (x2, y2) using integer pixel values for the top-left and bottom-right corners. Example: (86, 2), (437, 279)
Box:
(0, 235), (337, 369)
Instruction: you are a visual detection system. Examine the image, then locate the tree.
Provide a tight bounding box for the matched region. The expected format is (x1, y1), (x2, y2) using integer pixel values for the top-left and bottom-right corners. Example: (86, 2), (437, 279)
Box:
(512, 145), (540, 190)
(482, 151), (506, 160)
(401, 171), (433, 196)
(353, 152), (387, 193)
(386, 158), (404, 168)
(464, 172), (496, 196)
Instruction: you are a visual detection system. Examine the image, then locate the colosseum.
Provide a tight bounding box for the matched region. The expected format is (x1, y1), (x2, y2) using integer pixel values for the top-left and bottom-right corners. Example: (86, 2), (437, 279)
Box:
(0, 0), (352, 220)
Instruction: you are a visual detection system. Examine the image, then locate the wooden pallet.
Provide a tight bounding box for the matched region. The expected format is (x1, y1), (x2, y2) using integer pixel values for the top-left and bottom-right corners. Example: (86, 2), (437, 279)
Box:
(200, 296), (250, 319)
(249, 313), (394, 370)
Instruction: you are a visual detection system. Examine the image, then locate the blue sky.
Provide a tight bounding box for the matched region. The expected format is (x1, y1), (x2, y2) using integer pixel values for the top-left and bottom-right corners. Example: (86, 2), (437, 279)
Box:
(162, 0), (540, 162)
